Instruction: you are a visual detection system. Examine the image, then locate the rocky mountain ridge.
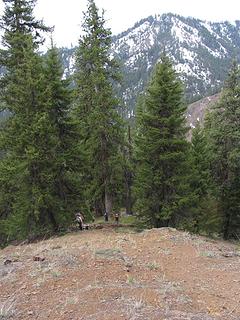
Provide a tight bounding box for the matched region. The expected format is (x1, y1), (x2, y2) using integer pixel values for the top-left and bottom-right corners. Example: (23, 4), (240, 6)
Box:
(59, 13), (240, 117)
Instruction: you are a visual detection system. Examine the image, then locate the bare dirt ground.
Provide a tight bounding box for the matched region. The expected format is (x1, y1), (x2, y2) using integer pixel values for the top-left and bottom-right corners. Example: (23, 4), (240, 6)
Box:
(1, 227), (240, 320)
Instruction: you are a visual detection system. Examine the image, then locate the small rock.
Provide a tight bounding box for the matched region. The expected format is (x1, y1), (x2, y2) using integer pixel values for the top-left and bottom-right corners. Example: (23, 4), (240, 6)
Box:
(222, 252), (237, 258)
(33, 256), (45, 262)
(125, 262), (133, 268)
(4, 259), (12, 265)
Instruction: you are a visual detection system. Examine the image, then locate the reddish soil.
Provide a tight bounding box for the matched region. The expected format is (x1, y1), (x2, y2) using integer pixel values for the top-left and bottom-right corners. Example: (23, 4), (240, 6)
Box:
(1, 227), (240, 320)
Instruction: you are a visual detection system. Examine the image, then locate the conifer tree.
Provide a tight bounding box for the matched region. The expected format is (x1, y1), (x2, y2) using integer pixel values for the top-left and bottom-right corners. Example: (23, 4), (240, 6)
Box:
(0, 34), (54, 239)
(74, 0), (125, 217)
(191, 126), (210, 204)
(43, 43), (88, 224)
(0, 0), (78, 240)
(0, 0), (50, 240)
(188, 125), (220, 234)
(134, 54), (190, 228)
(205, 60), (240, 239)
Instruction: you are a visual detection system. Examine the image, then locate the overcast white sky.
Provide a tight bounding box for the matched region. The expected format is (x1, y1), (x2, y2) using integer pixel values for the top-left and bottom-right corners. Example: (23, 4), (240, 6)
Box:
(0, 0), (240, 47)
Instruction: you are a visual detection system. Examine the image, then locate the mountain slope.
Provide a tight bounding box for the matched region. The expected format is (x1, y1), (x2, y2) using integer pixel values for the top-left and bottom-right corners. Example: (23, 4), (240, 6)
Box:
(186, 93), (220, 139)
(60, 13), (240, 115)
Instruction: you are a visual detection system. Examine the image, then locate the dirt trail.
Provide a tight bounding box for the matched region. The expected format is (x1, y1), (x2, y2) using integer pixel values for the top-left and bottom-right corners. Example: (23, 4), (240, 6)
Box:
(1, 227), (240, 320)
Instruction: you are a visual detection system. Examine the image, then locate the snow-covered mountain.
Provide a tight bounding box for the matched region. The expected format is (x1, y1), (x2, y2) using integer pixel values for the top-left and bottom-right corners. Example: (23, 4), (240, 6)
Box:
(60, 13), (240, 115)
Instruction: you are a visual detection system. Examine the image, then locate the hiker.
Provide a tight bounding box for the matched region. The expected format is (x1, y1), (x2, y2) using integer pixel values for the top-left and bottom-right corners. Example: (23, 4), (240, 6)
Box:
(75, 212), (84, 230)
(104, 210), (109, 222)
(114, 212), (120, 225)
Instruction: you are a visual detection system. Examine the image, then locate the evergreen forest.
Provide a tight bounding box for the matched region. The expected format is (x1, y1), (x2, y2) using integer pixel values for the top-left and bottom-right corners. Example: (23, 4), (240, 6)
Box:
(0, 0), (240, 246)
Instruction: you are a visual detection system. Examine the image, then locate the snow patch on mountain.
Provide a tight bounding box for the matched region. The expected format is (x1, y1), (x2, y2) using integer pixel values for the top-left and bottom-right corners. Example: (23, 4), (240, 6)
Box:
(180, 48), (196, 62)
(201, 21), (215, 35)
(176, 63), (196, 77)
(171, 18), (201, 45)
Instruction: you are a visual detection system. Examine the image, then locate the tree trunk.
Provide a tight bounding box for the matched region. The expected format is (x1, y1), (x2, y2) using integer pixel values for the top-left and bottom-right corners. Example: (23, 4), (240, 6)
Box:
(125, 171), (133, 215)
(125, 125), (133, 215)
(223, 211), (231, 240)
(105, 189), (112, 217)
(48, 210), (58, 232)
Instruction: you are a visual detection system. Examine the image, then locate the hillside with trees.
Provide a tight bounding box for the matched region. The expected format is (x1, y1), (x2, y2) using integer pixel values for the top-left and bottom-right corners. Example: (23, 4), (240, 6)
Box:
(0, 0), (240, 244)
(0, 1), (240, 319)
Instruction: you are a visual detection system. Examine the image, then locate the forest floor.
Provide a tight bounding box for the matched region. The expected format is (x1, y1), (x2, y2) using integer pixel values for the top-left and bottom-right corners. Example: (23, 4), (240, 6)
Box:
(0, 221), (240, 320)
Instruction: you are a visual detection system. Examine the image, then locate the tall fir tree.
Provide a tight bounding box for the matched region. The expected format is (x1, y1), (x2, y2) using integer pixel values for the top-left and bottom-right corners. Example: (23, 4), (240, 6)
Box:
(188, 125), (221, 234)
(42, 42), (88, 225)
(0, 36), (54, 239)
(0, 0), (77, 241)
(205, 60), (240, 239)
(134, 54), (190, 228)
(74, 0), (125, 217)
(0, 0), (51, 241)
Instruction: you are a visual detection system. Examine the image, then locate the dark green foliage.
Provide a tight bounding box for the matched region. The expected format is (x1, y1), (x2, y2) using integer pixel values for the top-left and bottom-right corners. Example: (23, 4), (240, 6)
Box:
(123, 125), (134, 215)
(187, 126), (221, 235)
(134, 54), (190, 228)
(190, 126), (209, 199)
(1, 1), (239, 244)
(0, 35), (56, 240)
(0, 0), (82, 242)
(0, 1), (53, 238)
(43, 44), (89, 224)
(205, 60), (240, 239)
(74, 0), (125, 216)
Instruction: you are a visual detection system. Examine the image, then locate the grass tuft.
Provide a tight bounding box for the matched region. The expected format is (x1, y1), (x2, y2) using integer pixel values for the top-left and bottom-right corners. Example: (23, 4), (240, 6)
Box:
(95, 248), (121, 258)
